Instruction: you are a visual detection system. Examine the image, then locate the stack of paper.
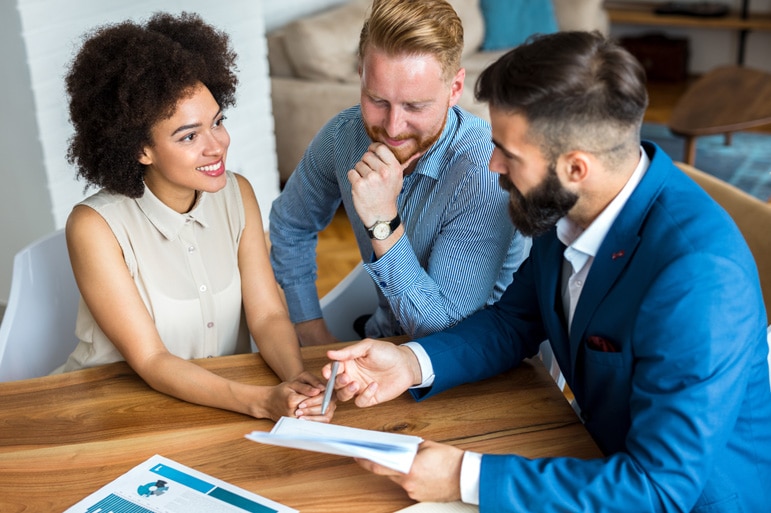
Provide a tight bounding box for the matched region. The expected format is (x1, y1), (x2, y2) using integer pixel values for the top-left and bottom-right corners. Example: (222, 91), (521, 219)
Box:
(246, 416), (423, 474)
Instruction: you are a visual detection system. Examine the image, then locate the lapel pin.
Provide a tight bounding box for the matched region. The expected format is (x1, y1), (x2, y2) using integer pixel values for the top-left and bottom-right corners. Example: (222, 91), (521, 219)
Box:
(611, 250), (625, 260)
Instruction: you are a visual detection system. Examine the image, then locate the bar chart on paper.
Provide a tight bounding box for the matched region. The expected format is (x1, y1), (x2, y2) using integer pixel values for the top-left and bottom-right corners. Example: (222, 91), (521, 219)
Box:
(85, 494), (155, 513)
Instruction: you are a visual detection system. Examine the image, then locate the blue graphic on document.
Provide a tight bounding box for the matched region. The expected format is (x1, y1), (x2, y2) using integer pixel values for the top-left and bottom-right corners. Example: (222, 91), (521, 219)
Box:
(137, 479), (169, 497)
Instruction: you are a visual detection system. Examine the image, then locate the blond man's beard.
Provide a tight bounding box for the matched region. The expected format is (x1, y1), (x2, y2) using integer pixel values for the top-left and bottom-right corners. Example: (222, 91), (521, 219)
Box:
(363, 110), (448, 164)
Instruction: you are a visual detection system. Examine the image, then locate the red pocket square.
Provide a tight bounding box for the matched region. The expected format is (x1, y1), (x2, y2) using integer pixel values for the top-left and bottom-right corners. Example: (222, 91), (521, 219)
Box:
(586, 335), (618, 353)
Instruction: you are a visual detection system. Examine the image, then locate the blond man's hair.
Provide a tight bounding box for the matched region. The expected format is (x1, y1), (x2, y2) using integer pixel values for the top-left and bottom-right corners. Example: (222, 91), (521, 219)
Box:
(358, 0), (464, 81)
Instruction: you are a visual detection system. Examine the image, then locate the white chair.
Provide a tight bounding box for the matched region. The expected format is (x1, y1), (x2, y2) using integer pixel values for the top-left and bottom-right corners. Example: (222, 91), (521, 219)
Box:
(320, 263), (379, 341)
(0, 229), (80, 381)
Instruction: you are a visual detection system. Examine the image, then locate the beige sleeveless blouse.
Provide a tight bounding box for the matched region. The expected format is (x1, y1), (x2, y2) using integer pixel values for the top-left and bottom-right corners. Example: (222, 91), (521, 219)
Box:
(62, 171), (251, 371)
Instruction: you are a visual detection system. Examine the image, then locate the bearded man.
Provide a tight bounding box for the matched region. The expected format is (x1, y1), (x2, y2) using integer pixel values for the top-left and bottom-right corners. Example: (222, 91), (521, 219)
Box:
(325, 31), (771, 512)
(269, 0), (528, 346)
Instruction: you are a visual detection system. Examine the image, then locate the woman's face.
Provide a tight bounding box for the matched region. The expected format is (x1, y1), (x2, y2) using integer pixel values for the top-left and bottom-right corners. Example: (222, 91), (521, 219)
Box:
(139, 82), (230, 213)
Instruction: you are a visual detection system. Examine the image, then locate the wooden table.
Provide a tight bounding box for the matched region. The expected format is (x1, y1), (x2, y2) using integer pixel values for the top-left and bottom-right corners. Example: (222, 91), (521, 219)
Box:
(0, 341), (601, 512)
(668, 65), (771, 165)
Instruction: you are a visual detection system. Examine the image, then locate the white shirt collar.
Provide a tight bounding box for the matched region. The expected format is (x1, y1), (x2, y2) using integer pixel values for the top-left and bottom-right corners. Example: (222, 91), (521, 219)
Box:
(556, 147), (650, 269)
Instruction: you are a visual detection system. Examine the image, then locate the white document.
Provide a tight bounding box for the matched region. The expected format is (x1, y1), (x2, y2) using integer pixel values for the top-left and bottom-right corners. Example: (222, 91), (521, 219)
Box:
(64, 454), (297, 513)
(246, 416), (423, 474)
(395, 502), (479, 513)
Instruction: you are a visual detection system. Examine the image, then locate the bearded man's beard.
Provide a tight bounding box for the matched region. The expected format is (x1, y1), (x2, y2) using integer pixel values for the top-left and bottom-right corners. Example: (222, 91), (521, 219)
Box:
(499, 165), (578, 237)
(364, 110), (447, 164)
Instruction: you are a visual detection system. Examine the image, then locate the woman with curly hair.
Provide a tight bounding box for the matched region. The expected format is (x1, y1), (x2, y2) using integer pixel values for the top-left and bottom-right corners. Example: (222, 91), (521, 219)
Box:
(61, 12), (334, 422)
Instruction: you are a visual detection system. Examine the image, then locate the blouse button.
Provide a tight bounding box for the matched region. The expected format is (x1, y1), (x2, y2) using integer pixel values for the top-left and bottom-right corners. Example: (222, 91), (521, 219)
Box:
(199, 285), (207, 292)
(207, 322), (214, 328)
(188, 245), (196, 253)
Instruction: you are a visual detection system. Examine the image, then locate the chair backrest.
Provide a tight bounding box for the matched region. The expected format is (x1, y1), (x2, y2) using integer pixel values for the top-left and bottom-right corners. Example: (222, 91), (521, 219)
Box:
(0, 229), (80, 381)
(319, 263), (379, 341)
(676, 163), (771, 321)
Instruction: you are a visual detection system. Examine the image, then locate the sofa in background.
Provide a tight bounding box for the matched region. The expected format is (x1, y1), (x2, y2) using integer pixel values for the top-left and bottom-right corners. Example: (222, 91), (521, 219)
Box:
(268, 0), (610, 183)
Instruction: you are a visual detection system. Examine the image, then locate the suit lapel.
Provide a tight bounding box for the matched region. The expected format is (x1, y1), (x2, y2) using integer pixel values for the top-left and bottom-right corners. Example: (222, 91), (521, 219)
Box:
(536, 233), (573, 381)
(568, 142), (671, 375)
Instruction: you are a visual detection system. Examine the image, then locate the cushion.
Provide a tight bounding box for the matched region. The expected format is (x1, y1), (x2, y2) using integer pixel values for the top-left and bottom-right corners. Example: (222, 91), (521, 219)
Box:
(281, 0), (370, 83)
(282, 0), (485, 82)
(266, 28), (296, 78)
(447, 0), (485, 56)
(479, 0), (558, 51)
(551, 0), (610, 35)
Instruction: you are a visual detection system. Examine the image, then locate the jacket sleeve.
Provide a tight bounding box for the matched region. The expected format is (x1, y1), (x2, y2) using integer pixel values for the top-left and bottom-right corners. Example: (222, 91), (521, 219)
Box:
(478, 252), (769, 512)
(410, 254), (548, 400)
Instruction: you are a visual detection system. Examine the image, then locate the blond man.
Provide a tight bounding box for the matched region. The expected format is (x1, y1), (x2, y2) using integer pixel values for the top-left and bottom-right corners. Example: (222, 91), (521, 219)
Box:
(270, 0), (528, 346)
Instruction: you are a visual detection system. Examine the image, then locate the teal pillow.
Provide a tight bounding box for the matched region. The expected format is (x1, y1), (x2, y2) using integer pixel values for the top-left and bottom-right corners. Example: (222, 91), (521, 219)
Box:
(480, 0), (559, 51)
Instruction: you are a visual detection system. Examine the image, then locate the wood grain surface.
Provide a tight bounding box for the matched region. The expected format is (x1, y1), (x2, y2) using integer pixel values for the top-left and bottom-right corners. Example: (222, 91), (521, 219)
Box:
(0, 341), (601, 512)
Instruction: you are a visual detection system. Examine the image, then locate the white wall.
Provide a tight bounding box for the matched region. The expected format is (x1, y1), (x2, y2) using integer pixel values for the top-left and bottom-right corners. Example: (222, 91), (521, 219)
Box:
(609, 0), (771, 73)
(0, 0), (277, 305)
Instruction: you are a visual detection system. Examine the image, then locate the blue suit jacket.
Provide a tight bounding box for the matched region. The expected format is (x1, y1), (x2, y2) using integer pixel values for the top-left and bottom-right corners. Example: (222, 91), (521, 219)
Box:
(413, 143), (771, 512)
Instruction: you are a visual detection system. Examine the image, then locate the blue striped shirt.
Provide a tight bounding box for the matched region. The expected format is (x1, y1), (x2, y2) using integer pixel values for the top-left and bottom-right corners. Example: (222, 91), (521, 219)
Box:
(269, 105), (530, 338)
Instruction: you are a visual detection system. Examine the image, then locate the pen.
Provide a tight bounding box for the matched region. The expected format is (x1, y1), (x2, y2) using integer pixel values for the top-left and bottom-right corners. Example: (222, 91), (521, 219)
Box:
(321, 361), (339, 415)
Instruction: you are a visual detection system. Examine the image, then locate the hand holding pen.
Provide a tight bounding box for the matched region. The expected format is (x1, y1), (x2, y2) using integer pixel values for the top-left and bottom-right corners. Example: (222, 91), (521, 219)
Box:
(321, 361), (339, 415)
(323, 339), (421, 408)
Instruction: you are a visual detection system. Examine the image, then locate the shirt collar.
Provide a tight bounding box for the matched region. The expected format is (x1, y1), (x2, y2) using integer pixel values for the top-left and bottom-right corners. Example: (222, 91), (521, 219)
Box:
(135, 184), (210, 240)
(409, 106), (460, 180)
(557, 146), (650, 265)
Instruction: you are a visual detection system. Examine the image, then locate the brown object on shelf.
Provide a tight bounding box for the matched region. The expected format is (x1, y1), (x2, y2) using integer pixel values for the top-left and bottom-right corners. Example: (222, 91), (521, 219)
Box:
(605, 1), (771, 30)
(621, 33), (689, 81)
(605, 1), (771, 64)
(653, 2), (729, 17)
(668, 65), (771, 164)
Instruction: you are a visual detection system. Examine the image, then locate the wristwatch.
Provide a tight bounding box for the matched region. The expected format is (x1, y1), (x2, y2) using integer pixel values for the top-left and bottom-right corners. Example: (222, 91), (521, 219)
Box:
(366, 214), (401, 240)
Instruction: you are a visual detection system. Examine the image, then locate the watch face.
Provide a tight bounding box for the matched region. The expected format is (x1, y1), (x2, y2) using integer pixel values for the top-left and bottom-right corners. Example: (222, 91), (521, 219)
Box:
(372, 222), (391, 240)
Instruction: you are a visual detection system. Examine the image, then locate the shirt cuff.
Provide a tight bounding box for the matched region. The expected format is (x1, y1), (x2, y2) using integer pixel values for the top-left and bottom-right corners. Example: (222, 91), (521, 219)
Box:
(460, 451), (482, 505)
(364, 235), (423, 297)
(282, 282), (323, 324)
(402, 342), (435, 388)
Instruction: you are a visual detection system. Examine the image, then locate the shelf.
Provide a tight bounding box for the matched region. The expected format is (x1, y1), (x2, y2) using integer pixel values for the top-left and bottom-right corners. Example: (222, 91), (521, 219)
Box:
(605, 2), (771, 31)
(605, 1), (771, 64)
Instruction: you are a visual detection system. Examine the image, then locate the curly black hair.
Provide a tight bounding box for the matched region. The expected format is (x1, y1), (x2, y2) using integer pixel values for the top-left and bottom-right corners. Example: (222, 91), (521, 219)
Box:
(65, 12), (238, 198)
